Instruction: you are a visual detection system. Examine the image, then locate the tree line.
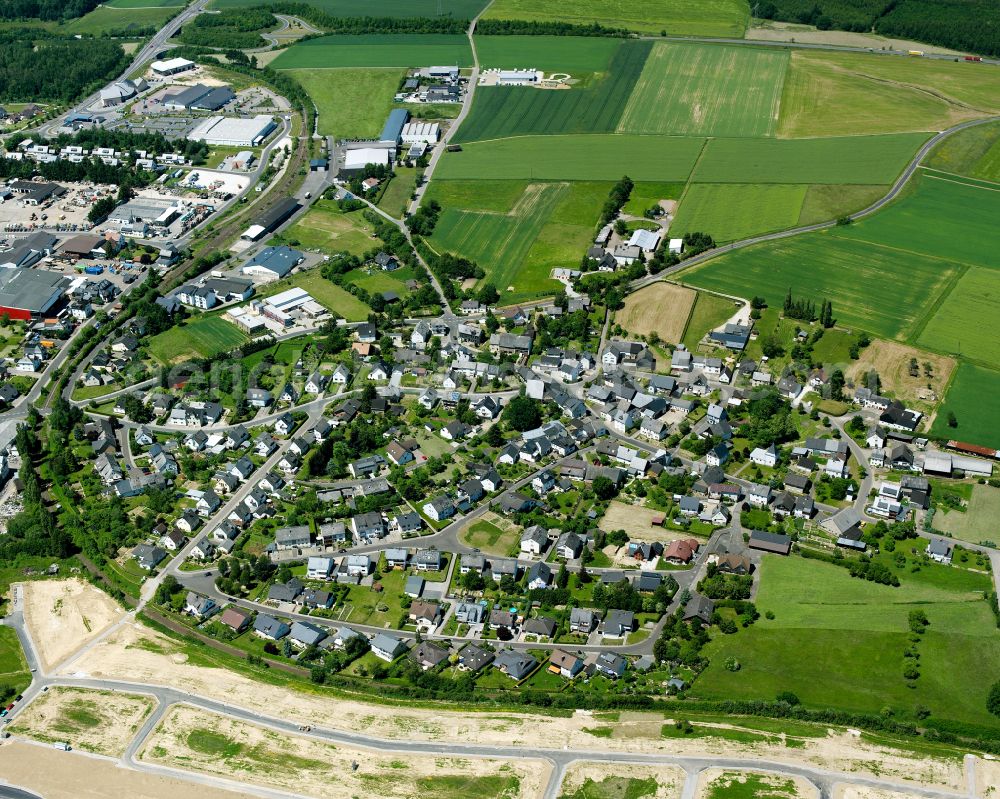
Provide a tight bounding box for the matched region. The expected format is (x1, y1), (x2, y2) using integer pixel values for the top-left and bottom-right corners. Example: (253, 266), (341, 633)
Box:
(475, 18), (631, 37)
(0, 0), (99, 21)
(253, 2), (469, 34)
(0, 32), (126, 103)
(783, 289), (835, 327)
(756, 0), (999, 57)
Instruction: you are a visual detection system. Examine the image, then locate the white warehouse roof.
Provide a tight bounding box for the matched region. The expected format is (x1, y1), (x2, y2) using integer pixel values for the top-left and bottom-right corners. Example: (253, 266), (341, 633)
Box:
(628, 228), (661, 252)
(187, 115), (276, 147)
(151, 57), (195, 73)
(344, 147), (392, 170)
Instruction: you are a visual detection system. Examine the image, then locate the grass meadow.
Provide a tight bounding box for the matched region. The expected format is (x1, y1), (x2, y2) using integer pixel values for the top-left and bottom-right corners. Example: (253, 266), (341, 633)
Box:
(925, 120), (1000, 182)
(691, 133), (929, 184)
(696, 556), (1000, 727)
(285, 68), (402, 138)
(435, 135), (705, 182)
(265, 270), (371, 321)
(481, 0), (749, 37)
(271, 35), (473, 69)
(916, 267), (1000, 365)
(682, 233), (959, 341)
(671, 184), (807, 243)
(930, 364), (1000, 449)
(455, 41), (651, 142)
(622, 182), (685, 216)
(61, 5), (177, 34)
(681, 291), (738, 350)
(277, 200), (376, 257)
(209, 0), (489, 15)
(474, 35), (620, 74)
(148, 317), (248, 365)
(936, 485), (1000, 545)
(796, 184), (888, 225)
(424, 180), (532, 212)
(618, 42), (788, 138)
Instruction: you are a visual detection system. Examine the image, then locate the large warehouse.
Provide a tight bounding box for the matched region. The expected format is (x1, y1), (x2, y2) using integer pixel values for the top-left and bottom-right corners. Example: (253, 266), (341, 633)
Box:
(187, 115), (276, 147)
(379, 108), (410, 146)
(401, 122), (440, 145)
(0, 269), (69, 320)
(163, 84), (235, 112)
(343, 147), (392, 173)
(151, 57), (195, 77)
(241, 197), (300, 241)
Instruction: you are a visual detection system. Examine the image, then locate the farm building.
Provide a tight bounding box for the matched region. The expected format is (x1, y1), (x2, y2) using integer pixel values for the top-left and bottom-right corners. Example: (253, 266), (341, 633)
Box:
(187, 115), (275, 147)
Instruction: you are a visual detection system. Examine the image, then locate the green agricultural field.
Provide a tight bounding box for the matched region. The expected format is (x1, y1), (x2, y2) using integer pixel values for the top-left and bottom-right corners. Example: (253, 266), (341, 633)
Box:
(618, 42), (788, 138)
(209, 0), (489, 15)
(671, 184), (807, 243)
(682, 291), (738, 350)
(474, 35), (621, 74)
(454, 41), (651, 142)
(277, 200), (376, 256)
(481, 0), (749, 37)
(837, 171), (1000, 271)
(925, 120), (1000, 182)
(271, 35), (472, 69)
(916, 267), (1000, 365)
(435, 135), (705, 182)
(936, 485), (1000, 545)
(682, 233), (959, 341)
(286, 68), (402, 138)
(796, 184), (888, 225)
(622, 182), (685, 216)
(930, 364), (1000, 449)
(424, 180), (531, 213)
(691, 133), (929, 184)
(778, 50), (1000, 138)
(148, 317), (248, 365)
(61, 5), (178, 34)
(106, 0), (185, 6)
(696, 556), (1000, 727)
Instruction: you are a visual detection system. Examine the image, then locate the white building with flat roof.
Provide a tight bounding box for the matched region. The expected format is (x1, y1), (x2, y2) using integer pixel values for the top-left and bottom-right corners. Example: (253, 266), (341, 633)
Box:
(401, 121), (440, 144)
(497, 69), (540, 85)
(151, 57), (195, 77)
(343, 147), (392, 171)
(187, 115), (276, 147)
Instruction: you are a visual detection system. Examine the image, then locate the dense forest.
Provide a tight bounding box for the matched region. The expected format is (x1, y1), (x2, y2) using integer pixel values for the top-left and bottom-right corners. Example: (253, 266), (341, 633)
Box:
(258, 2), (468, 34)
(0, 0), (98, 21)
(757, 0), (1000, 57)
(177, 8), (275, 49)
(0, 33), (126, 102)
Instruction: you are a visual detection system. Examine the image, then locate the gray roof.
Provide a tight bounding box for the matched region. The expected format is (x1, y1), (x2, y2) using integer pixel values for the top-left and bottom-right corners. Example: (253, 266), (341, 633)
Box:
(245, 245), (302, 277)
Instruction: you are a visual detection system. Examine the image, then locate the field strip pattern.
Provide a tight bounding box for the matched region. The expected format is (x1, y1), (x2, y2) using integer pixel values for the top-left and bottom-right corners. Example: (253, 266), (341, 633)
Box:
(617, 42), (789, 138)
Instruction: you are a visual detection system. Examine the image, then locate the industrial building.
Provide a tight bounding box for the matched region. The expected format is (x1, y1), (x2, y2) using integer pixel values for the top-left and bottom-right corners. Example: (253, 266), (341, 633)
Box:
(379, 108), (410, 145)
(0, 269), (69, 320)
(241, 245), (304, 281)
(186, 114), (276, 147)
(426, 66), (459, 81)
(401, 121), (440, 145)
(497, 69), (541, 85)
(7, 180), (65, 206)
(100, 78), (148, 108)
(0, 231), (57, 269)
(241, 197), (300, 242)
(343, 147), (392, 173)
(164, 84), (235, 112)
(151, 57), (196, 77)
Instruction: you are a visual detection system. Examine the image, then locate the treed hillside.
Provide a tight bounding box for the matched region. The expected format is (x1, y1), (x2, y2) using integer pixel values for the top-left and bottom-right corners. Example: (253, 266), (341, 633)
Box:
(177, 8), (276, 49)
(0, 0), (99, 21)
(0, 34), (127, 102)
(757, 0), (1000, 57)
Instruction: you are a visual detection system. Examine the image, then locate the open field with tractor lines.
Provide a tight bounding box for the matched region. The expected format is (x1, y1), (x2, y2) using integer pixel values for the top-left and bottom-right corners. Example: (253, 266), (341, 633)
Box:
(930, 364), (1000, 449)
(271, 34), (473, 69)
(435, 134), (705, 182)
(481, 0), (749, 37)
(618, 42), (788, 138)
(670, 184), (808, 243)
(474, 35), (621, 73)
(286, 68), (403, 138)
(916, 267), (1000, 365)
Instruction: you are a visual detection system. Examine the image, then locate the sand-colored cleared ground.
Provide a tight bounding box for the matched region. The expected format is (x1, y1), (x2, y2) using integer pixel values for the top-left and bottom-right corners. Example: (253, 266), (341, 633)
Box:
(833, 786), (927, 799)
(618, 283), (696, 345)
(21, 579), (124, 671)
(846, 339), (955, 408)
(559, 761), (684, 798)
(975, 757), (1000, 798)
(697, 768), (818, 799)
(0, 740), (250, 799)
(56, 619), (969, 793)
(142, 704), (547, 799)
(746, 23), (964, 56)
(599, 501), (708, 544)
(10, 686), (153, 756)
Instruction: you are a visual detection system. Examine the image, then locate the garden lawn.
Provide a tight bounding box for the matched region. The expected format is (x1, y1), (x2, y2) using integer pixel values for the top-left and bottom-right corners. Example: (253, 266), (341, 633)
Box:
(935, 484), (1000, 545)
(435, 134), (705, 182)
(147, 316), (248, 365)
(671, 184), (807, 243)
(278, 201), (376, 256)
(619, 42), (788, 138)
(271, 35), (472, 69)
(682, 292), (738, 350)
(696, 556), (1000, 727)
(481, 0), (749, 37)
(454, 41), (652, 142)
(924, 120), (1000, 182)
(682, 233), (959, 342)
(343, 265), (414, 298)
(930, 363), (1000, 450)
(286, 68), (403, 138)
(836, 171), (1000, 273)
(209, 0), (489, 14)
(691, 133), (929, 184)
(267, 270), (370, 321)
(474, 35), (621, 73)
(459, 519), (519, 556)
(916, 267), (1000, 365)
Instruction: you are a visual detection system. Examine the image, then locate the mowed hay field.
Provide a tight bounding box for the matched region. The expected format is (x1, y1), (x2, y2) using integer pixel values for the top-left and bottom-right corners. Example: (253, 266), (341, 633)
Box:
(286, 68), (402, 138)
(936, 484), (1000, 544)
(696, 556), (1000, 727)
(691, 133), (929, 184)
(148, 316), (248, 365)
(683, 233), (959, 341)
(925, 120), (1000, 182)
(481, 0), (749, 37)
(280, 200), (376, 257)
(618, 42), (788, 138)
(617, 283), (696, 344)
(454, 41), (652, 142)
(435, 134), (705, 182)
(671, 184), (807, 243)
(777, 51), (1000, 138)
(930, 364), (1000, 449)
(271, 34), (473, 69)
